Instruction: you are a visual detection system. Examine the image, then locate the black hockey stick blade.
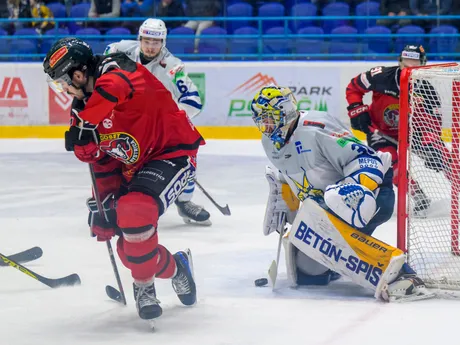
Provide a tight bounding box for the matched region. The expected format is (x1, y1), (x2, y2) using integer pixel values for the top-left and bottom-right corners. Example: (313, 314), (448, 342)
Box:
(195, 179), (231, 216)
(0, 247), (43, 267)
(106, 285), (124, 303)
(0, 252), (81, 288)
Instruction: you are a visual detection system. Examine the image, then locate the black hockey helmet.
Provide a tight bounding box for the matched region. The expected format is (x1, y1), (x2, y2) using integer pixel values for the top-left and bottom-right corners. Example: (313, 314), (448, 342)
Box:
(399, 44), (427, 66)
(43, 37), (97, 92)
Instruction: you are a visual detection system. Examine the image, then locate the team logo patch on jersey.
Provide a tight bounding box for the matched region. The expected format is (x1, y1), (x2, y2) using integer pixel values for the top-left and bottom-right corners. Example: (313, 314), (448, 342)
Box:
(102, 118), (113, 129)
(288, 168), (323, 202)
(383, 104), (399, 128)
(99, 132), (140, 164)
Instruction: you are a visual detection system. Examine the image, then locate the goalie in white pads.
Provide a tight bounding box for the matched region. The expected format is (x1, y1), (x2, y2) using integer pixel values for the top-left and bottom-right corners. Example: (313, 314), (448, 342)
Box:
(252, 85), (434, 302)
(104, 18), (211, 226)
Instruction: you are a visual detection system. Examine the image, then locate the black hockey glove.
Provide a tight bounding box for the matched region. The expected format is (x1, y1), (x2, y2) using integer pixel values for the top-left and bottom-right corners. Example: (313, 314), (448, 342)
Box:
(65, 109), (99, 152)
(347, 103), (372, 134)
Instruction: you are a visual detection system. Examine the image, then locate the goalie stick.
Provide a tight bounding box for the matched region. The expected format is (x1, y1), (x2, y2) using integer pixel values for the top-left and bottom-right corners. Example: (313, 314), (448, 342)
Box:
(268, 212), (286, 290)
(195, 179), (231, 216)
(0, 252), (80, 288)
(88, 164), (127, 306)
(0, 247), (43, 267)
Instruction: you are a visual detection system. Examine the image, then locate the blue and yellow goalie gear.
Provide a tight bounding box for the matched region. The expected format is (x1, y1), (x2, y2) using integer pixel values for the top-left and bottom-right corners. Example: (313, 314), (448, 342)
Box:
(251, 86), (298, 150)
(287, 198), (406, 300)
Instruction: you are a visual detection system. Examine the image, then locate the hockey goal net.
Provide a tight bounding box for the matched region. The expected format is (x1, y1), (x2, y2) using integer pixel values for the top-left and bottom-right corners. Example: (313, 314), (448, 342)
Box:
(398, 63), (460, 290)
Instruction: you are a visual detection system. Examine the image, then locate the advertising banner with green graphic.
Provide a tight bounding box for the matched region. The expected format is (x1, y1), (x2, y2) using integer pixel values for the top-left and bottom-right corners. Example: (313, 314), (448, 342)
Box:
(185, 62), (341, 126)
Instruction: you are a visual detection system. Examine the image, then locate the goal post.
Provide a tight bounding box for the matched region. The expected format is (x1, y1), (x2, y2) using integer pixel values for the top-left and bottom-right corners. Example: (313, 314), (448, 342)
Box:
(398, 62), (460, 289)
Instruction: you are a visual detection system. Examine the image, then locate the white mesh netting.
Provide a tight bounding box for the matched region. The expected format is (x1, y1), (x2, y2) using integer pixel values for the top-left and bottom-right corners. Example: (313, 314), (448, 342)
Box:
(406, 64), (460, 289)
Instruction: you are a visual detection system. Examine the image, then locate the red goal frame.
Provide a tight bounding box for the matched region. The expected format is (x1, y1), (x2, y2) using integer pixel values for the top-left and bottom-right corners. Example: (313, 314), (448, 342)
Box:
(398, 63), (460, 255)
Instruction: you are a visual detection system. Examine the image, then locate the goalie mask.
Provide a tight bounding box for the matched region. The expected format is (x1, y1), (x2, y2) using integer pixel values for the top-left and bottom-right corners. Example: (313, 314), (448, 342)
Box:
(251, 86), (298, 149)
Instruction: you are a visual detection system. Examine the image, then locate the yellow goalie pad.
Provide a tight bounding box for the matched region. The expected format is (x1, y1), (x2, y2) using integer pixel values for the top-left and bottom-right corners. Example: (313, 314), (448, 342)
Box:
(289, 198), (405, 297)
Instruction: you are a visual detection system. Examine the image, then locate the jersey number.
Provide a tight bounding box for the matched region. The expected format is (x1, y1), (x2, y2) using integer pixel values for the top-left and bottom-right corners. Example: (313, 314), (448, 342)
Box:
(370, 67), (383, 77)
(176, 80), (188, 94)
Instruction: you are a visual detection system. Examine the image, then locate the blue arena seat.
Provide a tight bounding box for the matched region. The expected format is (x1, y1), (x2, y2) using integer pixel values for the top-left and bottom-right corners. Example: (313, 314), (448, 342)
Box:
(227, 3), (253, 34)
(355, 1), (380, 33)
(429, 25), (458, 60)
(47, 2), (67, 18)
(329, 25), (360, 59)
(258, 3), (285, 32)
(198, 27), (228, 56)
(263, 26), (292, 58)
(295, 26), (324, 57)
(364, 25), (392, 55)
(395, 25), (425, 53)
(41, 28), (70, 54)
(229, 26), (259, 59)
(290, 3), (318, 33)
(322, 2), (350, 34)
(0, 28), (9, 55)
(68, 3), (91, 33)
(167, 26), (195, 55)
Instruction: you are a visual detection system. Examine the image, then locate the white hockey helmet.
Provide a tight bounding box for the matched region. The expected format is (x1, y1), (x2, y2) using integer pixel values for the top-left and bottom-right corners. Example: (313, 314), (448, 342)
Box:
(138, 18), (167, 48)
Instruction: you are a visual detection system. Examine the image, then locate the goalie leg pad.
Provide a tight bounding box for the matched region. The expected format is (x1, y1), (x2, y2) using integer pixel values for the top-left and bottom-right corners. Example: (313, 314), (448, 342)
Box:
(283, 235), (340, 286)
(289, 198), (405, 298)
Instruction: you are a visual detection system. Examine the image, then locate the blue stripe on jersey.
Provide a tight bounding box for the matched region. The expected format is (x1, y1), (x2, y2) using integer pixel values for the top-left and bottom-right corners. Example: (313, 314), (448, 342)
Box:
(181, 98), (203, 109)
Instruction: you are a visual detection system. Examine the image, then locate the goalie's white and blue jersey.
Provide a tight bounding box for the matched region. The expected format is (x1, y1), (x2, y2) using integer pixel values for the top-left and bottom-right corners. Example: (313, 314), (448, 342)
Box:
(262, 110), (393, 203)
(105, 40), (202, 119)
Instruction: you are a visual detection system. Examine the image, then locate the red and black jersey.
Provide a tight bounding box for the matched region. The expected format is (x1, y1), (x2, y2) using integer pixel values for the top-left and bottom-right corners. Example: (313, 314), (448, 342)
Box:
(78, 53), (205, 180)
(346, 65), (401, 139)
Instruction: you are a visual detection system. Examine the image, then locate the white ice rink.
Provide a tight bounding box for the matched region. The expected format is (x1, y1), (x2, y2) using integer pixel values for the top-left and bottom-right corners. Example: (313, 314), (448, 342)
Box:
(0, 139), (458, 345)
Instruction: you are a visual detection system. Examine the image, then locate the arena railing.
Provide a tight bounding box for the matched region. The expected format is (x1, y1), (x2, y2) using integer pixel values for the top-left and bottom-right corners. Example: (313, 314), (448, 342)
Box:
(0, 15), (459, 61)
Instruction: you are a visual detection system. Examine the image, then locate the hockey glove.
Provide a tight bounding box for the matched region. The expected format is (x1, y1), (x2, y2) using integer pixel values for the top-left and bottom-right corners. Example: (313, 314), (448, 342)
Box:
(66, 109), (101, 163)
(87, 193), (119, 241)
(348, 103), (372, 134)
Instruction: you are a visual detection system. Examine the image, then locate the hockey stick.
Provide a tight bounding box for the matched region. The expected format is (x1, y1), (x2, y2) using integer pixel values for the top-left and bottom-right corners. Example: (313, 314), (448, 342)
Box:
(268, 212), (286, 290)
(195, 179), (231, 216)
(0, 252), (80, 288)
(0, 247), (43, 267)
(88, 164), (127, 306)
(369, 126), (398, 146)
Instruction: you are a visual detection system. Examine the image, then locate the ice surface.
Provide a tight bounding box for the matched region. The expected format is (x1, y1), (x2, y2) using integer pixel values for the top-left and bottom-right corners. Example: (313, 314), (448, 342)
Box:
(0, 139), (458, 345)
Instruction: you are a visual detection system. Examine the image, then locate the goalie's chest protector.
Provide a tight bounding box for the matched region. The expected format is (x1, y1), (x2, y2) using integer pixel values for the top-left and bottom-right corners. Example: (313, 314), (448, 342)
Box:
(262, 111), (345, 202)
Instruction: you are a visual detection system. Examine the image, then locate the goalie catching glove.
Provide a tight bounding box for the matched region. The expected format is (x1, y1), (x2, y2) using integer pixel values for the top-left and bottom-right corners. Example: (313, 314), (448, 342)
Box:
(263, 165), (300, 235)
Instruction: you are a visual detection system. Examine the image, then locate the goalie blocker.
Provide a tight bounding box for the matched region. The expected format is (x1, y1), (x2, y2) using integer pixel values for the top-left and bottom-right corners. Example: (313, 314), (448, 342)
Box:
(284, 198), (434, 302)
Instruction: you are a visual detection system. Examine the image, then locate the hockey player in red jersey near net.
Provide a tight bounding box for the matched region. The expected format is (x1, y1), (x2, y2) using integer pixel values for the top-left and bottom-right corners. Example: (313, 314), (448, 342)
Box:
(346, 44), (452, 216)
(43, 38), (202, 322)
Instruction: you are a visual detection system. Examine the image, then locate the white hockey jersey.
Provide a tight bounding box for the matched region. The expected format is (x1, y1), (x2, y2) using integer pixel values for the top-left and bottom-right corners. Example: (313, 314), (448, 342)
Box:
(262, 110), (392, 201)
(104, 40), (202, 118)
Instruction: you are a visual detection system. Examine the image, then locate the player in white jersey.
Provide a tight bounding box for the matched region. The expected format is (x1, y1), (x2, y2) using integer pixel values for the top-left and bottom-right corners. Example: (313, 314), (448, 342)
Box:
(252, 86), (434, 302)
(104, 18), (211, 226)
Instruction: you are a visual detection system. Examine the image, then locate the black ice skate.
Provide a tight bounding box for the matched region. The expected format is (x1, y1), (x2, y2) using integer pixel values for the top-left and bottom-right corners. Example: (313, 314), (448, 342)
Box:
(133, 280), (162, 320)
(175, 200), (211, 226)
(171, 249), (197, 306)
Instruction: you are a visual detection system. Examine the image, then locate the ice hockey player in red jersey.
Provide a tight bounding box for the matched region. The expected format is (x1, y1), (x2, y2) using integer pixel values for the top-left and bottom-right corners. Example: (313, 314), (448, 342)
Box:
(346, 44), (451, 216)
(43, 38), (202, 322)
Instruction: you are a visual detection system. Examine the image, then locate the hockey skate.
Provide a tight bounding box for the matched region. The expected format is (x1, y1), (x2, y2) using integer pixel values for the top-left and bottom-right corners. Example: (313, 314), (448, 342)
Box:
(171, 249), (197, 306)
(133, 280), (162, 320)
(380, 264), (436, 302)
(175, 200), (211, 226)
